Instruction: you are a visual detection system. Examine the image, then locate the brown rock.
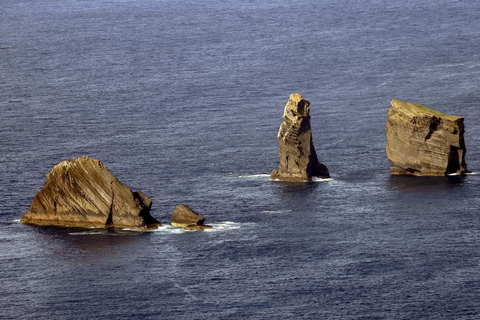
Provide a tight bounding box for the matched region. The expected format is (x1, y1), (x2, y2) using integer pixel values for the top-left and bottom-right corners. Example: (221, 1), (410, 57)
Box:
(386, 99), (468, 176)
(171, 204), (212, 230)
(20, 156), (161, 229)
(182, 225), (213, 231)
(271, 93), (330, 181)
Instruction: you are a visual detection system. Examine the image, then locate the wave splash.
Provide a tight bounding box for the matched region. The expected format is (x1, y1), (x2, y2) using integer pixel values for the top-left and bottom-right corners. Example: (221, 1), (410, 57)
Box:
(239, 174), (333, 182)
(237, 174), (271, 178)
(148, 221), (243, 233)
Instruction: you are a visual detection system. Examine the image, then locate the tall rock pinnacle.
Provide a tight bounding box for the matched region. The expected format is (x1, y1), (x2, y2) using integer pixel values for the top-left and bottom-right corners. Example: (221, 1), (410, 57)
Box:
(271, 93), (330, 181)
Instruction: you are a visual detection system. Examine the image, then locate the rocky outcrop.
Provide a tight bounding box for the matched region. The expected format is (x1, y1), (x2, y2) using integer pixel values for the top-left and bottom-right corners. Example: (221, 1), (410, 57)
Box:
(20, 156), (161, 229)
(386, 99), (468, 176)
(271, 93), (330, 181)
(171, 204), (212, 231)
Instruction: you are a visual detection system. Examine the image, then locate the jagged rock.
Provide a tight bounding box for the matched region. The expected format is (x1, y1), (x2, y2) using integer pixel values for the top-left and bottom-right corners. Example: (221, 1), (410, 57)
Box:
(386, 99), (468, 176)
(20, 156), (161, 229)
(171, 204), (212, 231)
(271, 93), (330, 181)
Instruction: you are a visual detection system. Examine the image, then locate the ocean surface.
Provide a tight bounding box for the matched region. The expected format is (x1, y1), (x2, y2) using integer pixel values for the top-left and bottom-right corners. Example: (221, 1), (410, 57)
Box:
(1, 0), (480, 318)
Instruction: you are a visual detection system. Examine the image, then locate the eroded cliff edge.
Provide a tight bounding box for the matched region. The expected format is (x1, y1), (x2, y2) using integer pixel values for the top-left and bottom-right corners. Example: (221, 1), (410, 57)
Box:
(20, 156), (161, 229)
(386, 99), (468, 176)
(271, 93), (330, 181)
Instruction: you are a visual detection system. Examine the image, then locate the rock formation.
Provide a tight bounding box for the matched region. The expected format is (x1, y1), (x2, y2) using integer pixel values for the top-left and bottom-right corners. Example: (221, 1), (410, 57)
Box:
(386, 99), (468, 176)
(20, 156), (161, 229)
(271, 93), (330, 181)
(171, 204), (212, 231)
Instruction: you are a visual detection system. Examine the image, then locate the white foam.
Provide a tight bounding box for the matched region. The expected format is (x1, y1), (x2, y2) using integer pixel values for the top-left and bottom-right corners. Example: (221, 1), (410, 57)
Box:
(69, 230), (110, 235)
(61, 221), (248, 235)
(238, 174), (333, 182)
(238, 174), (271, 178)
(170, 227), (187, 234)
(205, 221), (242, 232)
(152, 225), (170, 232)
(261, 210), (292, 214)
(312, 177), (334, 182)
(148, 225), (182, 233)
(119, 228), (148, 232)
(147, 221), (246, 233)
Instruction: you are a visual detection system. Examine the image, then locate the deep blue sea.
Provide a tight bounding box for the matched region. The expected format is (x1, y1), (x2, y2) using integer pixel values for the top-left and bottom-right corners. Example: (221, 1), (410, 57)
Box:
(1, 0), (480, 319)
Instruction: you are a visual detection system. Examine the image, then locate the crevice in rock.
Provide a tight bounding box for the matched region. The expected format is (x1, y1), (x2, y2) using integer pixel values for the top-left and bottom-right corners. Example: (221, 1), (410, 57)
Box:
(445, 145), (461, 175)
(425, 116), (440, 141)
(405, 168), (420, 174)
(105, 193), (114, 228)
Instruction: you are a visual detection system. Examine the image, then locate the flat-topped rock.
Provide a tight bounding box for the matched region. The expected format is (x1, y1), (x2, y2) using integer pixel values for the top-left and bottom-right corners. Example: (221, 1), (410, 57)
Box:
(20, 156), (161, 229)
(271, 93), (330, 181)
(386, 99), (468, 176)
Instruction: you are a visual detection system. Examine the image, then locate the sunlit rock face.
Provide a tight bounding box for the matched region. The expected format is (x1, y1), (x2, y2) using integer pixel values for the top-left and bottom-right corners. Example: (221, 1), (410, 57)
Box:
(386, 99), (468, 176)
(271, 93), (330, 182)
(21, 156), (161, 229)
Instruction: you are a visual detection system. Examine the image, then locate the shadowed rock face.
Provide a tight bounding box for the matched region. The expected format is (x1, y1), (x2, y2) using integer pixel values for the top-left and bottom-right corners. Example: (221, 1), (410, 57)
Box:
(386, 99), (468, 176)
(20, 156), (161, 229)
(271, 93), (330, 182)
(171, 204), (212, 231)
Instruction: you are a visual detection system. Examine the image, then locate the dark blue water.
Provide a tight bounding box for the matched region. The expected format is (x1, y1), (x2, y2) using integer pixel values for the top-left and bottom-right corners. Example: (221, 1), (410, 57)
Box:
(2, 0), (480, 318)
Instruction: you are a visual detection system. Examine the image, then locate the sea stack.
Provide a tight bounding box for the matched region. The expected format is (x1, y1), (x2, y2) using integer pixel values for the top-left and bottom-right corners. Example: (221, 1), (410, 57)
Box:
(386, 99), (468, 176)
(171, 204), (212, 231)
(271, 93), (330, 182)
(20, 156), (161, 229)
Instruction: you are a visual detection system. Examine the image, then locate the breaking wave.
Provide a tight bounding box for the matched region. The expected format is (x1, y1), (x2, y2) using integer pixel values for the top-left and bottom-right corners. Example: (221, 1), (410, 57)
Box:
(67, 222), (245, 235)
(238, 174), (333, 182)
(237, 174), (271, 178)
(151, 221), (245, 234)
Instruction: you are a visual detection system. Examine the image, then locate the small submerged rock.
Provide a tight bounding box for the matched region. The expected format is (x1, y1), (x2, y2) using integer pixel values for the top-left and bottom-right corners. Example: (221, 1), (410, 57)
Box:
(20, 156), (161, 229)
(386, 99), (469, 176)
(171, 204), (212, 231)
(271, 93), (330, 181)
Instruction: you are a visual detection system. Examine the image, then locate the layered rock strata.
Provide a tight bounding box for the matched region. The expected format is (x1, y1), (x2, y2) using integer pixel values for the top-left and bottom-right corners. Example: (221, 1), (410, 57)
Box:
(386, 99), (468, 176)
(171, 204), (212, 231)
(271, 93), (330, 181)
(21, 156), (161, 229)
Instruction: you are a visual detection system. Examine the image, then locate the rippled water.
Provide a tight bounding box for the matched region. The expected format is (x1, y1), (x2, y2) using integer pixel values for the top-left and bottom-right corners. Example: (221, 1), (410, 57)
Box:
(1, 0), (480, 319)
